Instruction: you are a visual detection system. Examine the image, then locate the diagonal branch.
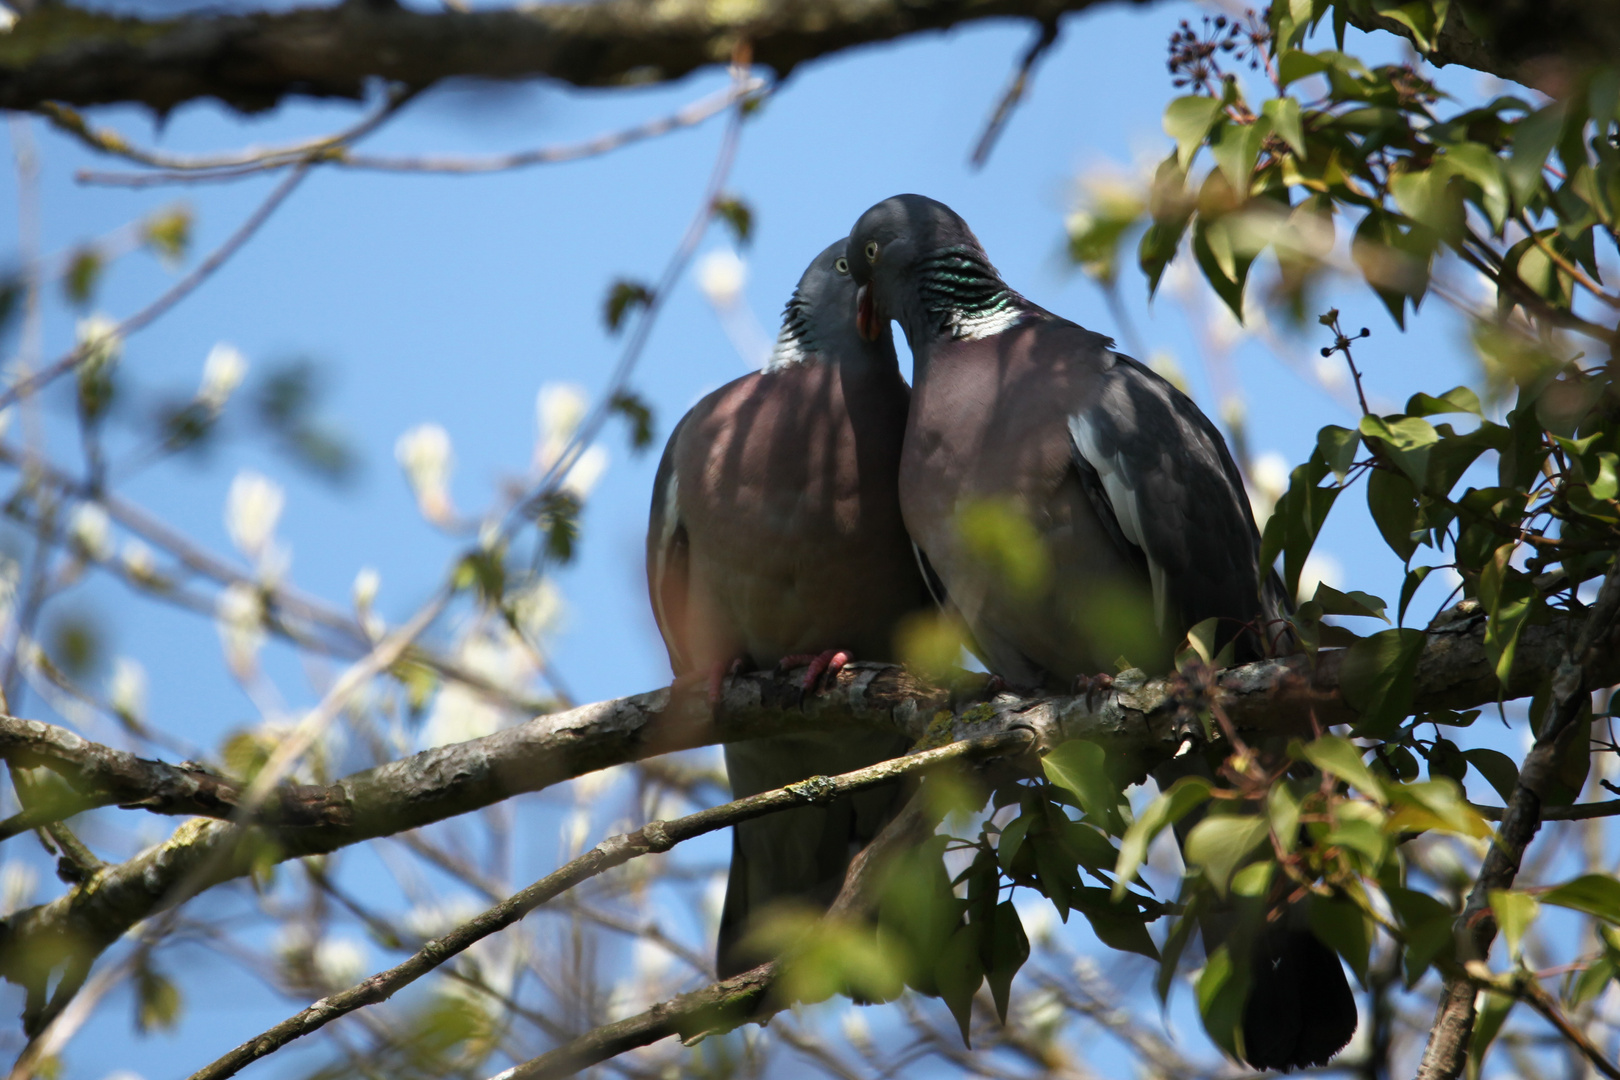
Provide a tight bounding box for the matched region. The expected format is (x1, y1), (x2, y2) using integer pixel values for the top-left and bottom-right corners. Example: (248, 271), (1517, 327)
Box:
(184, 730), (1029, 1080)
(0, 599), (1615, 1045)
(1416, 550), (1620, 1080)
(488, 784), (944, 1080)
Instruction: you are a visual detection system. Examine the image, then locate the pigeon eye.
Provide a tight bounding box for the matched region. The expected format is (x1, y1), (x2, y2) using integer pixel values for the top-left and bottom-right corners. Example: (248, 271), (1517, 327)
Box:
(864, 241), (879, 263)
(833, 257), (849, 274)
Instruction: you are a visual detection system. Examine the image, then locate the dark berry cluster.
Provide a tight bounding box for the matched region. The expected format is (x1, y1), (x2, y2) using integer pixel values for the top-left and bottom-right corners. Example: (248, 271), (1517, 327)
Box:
(1167, 8), (1273, 94)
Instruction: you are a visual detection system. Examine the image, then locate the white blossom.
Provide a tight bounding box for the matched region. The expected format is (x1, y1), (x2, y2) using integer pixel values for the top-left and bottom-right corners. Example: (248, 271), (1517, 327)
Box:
(69, 502), (112, 562)
(121, 538), (156, 581)
(0, 862), (36, 916)
(313, 936), (367, 989)
(1296, 551), (1344, 604)
(1248, 450), (1291, 527)
(395, 423), (455, 525)
(110, 658), (147, 725)
(198, 343), (248, 410)
(225, 470), (284, 562)
(508, 576), (565, 644)
(534, 383), (588, 472)
(562, 444), (609, 499)
(216, 581), (265, 678)
(74, 314), (122, 374)
(697, 248), (747, 308)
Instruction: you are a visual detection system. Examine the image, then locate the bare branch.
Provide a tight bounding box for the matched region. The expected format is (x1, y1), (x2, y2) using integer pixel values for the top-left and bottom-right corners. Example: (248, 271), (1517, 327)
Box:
(184, 730), (1029, 1080)
(0, 598), (1615, 1050)
(489, 784), (944, 1080)
(1416, 551), (1620, 1080)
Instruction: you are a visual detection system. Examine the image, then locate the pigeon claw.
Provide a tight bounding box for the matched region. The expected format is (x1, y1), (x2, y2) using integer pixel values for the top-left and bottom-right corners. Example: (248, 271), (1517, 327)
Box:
(1071, 672), (1115, 711)
(779, 649), (853, 702)
(707, 657), (747, 708)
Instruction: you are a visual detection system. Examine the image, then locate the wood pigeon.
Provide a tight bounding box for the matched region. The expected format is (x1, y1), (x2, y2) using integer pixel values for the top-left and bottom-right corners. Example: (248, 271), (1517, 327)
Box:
(646, 240), (928, 977)
(844, 194), (1356, 1071)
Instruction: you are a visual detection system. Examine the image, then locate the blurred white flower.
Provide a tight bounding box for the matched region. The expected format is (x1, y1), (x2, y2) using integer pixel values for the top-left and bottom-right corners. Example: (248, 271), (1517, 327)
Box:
(121, 538), (156, 581)
(0, 406), (12, 441)
(313, 936), (367, 989)
(840, 1008), (872, 1050)
(1248, 450), (1290, 527)
(1314, 353), (1349, 390)
(1296, 551), (1344, 604)
(75, 314), (122, 374)
(216, 581), (265, 678)
(509, 576), (565, 644)
(697, 249), (747, 309)
(198, 343), (248, 411)
(110, 658), (147, 725)
(69, 502), (112, 562)
(572, 763), (624, 806)
(562, 444), (609, 499)
(631, 936), (673, 982)
(352, 566), (380, 611)
(0, 862), (36, 916)
(560, 808), (591, 857)
(225, 470), (284, 562)
(403, 899), (483, 941)
(396, 423), (455, 525)
(534, 383), (589, 472)
(0, 555), (18, 623)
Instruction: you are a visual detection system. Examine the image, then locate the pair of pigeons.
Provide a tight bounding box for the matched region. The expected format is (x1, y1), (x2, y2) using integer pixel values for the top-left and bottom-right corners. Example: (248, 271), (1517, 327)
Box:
(646, 194), (1356, 1070)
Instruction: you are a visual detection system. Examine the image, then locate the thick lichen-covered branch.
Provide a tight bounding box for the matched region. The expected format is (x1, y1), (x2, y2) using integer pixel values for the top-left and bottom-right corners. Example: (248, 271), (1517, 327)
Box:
(0, 601), (1614, 1021)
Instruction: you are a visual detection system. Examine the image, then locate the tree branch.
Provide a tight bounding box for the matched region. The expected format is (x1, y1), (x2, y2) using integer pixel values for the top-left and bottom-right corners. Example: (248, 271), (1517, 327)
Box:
(184, 730), (1029, 1080)
(489, 783), (944, 1080)
(0, 599), (1615, 1036)
(1416, 553), (1620, 1080)
(0, 0), (1124, 115)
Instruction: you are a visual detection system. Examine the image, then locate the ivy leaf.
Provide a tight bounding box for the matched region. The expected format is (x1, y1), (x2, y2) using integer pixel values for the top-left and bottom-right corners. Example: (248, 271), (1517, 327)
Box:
(1164, 95), (1224, 168)
(1366, 467), (1422, 562)
(1360, 414), (1439, 487)
(1542, 874), (1620, 923)
(607, 390), (655, 451)
(63, 247), (102, 306)
(983, 901), (1029, 1023)
(1113, 776), (1211, 899)
(712, 195), (753, 247)
(1405, 385), (1483, 417)
(1042, 740), (1124, 835)
(1338, 628), (1426, 737)
(1316, 424), (1360, 481)
(1462, 747), (1519, 803)
(1296, 734), (1386, 802)
(1311, 582), (1389, 622)
(1184, 814), (1269, 896)
(1478, 543), (1536, 685)
(1506, 102), (1565, 207)
(1488, 889), (1540, 959)
(603, 279), (652, 333)
(1262, 96), (1306, 156)
(135, 964), (183, 1033)
(1258, 452), (1338, 599)
(1308, 896), (1371, 982)
(1467, 990), (1514, 1080)
(934, 923), (984, 1045)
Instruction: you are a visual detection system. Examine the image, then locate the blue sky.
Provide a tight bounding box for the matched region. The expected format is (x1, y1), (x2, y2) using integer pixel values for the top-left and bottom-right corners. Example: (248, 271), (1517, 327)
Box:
(0, 3), (1509, 1076)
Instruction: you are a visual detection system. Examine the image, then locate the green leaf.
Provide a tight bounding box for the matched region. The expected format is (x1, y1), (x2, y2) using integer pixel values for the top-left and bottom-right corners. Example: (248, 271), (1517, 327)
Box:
(534, 491), (582, 564)
(1571, 956), (1617, 1007)
(1441, 141), (1510, 232)
(1043, 740), (1124, 835)
(1478, 543), (1535, 685)
(958, 499), (1051, 599)
(1192, 215), (1254, 321)
(1462, 748), (1519, 803)
(984, 901), (1029, 1023)
(607, 391), (656, 451)
(1385, 778), (1491, 837)
(1312, 582), (1389, 622)
(1197, 944), (1247, 1059)
(1543, 874), (1620, 923)
(1258, 453), (1339, 599)
(1113, 776), (1211, 899)
(1212, 117), (1269, 193)
(1262, 96), (1305, 157)
(935, 923), (984, 1044)
(1308, 896), (1370, 981)
(1296, 734), (1385, 802)
(1072, 888), (1160, 959)
(1360, 415), (1439, 487)
(1316, 425), (1360, 481)
(712, 195), (753, 247)
(1398, 565), (1432, 625)
(1338, 628), (1426, 737)
(1366, 467), (1422, 562)
(1184, 814), (1269, 896)
(603, 279), (652, 333)
(1507, 102), (1565, 207)
(63, 247), (102, 306)
(1164, 95), (1224, 168)
(135, 965), (183, 1033)
(1467, 990), (1514, 1080)
(996, 813), (1032, 871)
(142, 204), (193, 265)
(1405, 386), (1483, 417)
(1488, 889), (1540, 959)
(1389, 886), (1455, 986)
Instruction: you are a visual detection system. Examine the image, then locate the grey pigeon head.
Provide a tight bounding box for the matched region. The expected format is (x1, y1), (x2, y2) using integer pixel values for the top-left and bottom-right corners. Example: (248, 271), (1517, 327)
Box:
(844, 195), (1012, 346)
(767, 239), (895, 369)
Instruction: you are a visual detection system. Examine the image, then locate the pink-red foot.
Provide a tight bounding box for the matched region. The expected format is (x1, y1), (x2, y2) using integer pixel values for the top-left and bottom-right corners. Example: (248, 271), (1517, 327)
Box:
(778, 649), (853, 695)
(1072, 672), (1115, 710)
(706, 657), (747, 707)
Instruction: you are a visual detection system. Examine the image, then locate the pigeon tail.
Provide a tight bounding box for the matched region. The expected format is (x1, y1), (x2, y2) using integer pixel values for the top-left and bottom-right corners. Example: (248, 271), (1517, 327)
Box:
(1240, 922), (1359, 1072)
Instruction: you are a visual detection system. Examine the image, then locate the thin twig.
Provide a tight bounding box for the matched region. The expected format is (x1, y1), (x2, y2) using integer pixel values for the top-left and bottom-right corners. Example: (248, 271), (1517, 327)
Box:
(1415, 547), (1620, 1080)
(968, 19), (1060, 169)
(184, 730), (1030, 1080)
(0, 162), (313, 413)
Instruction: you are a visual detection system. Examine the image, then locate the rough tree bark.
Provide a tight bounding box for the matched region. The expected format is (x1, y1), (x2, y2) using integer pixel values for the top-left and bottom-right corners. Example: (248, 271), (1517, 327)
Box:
(0, 0), (1546, 116)
(0, 600), (1613, 1016)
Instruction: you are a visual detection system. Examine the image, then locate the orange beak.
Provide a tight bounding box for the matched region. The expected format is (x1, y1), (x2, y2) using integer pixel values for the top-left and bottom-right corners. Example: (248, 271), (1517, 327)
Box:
(856, 283), (879, 342)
